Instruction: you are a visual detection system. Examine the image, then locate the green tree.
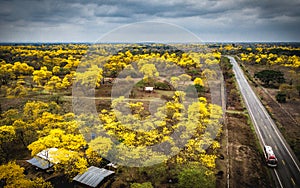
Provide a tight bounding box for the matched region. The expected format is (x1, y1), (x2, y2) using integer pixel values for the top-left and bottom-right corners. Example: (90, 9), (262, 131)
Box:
(276, 92), (286, 103)
(254, 70), (285, 88)
(279, 83), (294, 99)
(131, 182), (153, 188)
(296, 85), (300, 96)
(178, 164), (215, 188)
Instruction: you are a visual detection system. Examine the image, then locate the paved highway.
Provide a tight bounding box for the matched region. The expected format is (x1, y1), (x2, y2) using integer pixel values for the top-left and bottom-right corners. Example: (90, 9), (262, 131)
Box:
(228, 56), (300, 188)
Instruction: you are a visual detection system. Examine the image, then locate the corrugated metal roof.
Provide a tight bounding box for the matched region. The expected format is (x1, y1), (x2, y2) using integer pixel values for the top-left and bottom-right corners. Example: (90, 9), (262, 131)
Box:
(73, 166), (115, 188)
(36, 148), (59, 164)
(26, 157), (54, 170)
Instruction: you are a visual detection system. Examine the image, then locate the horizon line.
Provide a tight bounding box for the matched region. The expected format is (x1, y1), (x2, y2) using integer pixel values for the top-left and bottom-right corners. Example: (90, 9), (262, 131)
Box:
(1, 41), (300, 44)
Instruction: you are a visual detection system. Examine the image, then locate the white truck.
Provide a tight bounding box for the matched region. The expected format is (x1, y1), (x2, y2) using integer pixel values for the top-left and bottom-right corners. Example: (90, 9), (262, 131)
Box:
(264, 145), (278, 167)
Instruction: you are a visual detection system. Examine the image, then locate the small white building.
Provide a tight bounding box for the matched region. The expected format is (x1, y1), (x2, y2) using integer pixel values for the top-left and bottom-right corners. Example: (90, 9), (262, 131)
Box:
(144, 87), (154, 92)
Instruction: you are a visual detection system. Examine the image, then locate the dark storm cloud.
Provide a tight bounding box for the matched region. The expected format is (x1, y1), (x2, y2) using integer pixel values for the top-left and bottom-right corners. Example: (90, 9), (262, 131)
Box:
(0, 0), (296, 22)
(0, 0), (299, 42)
(251, 0), (300, 18)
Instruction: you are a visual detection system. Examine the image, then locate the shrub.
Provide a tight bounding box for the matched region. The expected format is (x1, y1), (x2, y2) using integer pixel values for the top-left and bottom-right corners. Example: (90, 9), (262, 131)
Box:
(130, 182), (153, 188)
(178, 165), (215, 188)
(254, 70), (285, 88)
(154, 81), (170, 90)
(276, 92), (286, 103)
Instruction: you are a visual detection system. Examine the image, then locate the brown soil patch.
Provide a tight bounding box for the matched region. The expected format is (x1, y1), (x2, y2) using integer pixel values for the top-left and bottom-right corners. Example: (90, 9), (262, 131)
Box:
(227, 113), (269, 188)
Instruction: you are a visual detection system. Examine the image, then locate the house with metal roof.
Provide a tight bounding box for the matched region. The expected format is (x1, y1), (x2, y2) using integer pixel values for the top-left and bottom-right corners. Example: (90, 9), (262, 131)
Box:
(26, 148), (58, 170)
(26, 156), (53, 170)
(73, 166), (115, 188)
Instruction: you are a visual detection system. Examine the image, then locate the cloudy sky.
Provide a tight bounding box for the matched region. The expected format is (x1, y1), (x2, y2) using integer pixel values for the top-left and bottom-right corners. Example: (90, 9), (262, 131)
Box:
(0, 0), (300, 42)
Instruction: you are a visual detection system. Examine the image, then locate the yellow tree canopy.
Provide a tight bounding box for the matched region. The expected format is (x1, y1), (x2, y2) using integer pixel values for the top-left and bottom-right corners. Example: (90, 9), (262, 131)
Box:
(0, 162), (53, 188)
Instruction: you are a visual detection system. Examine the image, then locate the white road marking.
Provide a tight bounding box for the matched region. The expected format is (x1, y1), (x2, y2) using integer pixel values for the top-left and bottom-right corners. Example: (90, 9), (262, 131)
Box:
(274, 169), (284, 188)
(291, 177), (295, 186)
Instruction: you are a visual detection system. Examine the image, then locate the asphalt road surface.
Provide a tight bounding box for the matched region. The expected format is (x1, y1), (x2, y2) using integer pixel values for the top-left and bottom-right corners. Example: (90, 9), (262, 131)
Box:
(228, 56), (300, 188)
